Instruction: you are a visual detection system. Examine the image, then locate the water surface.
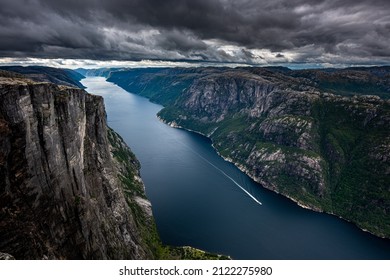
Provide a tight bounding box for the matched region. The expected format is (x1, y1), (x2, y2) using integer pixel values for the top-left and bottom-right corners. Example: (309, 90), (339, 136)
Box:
(82, 77), (390, 259)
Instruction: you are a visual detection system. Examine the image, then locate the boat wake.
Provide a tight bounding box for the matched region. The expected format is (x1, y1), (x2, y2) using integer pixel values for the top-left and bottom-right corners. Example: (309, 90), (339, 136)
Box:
(179, 140), (262, 206)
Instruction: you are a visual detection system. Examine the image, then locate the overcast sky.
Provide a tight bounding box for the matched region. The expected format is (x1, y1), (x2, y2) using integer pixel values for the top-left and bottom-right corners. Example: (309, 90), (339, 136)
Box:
(1, 0), (389, 68)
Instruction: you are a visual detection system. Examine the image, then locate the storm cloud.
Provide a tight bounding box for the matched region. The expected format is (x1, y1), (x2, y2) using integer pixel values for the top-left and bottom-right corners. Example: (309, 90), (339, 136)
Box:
(0, 0), (389, 66)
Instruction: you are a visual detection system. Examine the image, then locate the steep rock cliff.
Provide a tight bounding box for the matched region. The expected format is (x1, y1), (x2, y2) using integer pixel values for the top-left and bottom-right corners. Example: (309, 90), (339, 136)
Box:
(0, 75), (154, 259)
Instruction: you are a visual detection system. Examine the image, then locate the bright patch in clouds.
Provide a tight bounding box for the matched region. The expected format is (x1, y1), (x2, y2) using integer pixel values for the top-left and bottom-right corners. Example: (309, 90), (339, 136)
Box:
(0, 57), (255, 69)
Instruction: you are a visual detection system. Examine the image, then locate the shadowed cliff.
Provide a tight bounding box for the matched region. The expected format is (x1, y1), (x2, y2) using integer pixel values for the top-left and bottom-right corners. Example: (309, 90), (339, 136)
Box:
(0, 73), (154, 259)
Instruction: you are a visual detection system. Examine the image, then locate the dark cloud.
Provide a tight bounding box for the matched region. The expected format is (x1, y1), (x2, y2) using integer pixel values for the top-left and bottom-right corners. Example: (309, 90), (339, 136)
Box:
(0, 0), (389, 65)
(156, 30), (208, 52)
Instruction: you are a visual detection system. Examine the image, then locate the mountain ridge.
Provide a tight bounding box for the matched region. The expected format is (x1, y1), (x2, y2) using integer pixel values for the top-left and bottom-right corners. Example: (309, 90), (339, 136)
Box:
(0, 66), (85, 89)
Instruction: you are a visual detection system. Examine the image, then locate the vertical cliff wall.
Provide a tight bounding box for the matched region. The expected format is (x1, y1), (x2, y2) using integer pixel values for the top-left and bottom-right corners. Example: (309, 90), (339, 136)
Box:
(0, 76), (154, 259)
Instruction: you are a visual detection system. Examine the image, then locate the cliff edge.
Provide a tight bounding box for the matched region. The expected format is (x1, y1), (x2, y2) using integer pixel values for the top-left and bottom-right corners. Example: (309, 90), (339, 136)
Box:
(0, 74), (154, 259)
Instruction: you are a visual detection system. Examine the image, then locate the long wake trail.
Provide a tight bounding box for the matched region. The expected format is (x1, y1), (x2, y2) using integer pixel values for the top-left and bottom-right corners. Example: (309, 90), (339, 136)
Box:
(178, 140), (262, 206)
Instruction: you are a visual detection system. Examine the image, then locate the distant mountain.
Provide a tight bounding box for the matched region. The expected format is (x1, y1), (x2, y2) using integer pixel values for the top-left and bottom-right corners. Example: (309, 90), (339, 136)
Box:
(106, 66), (390, 239)
(0, 66), (85, 88)
(75, 68), (122, 78)
(290, 66), (390, 99)
(106, 67), (232, 105)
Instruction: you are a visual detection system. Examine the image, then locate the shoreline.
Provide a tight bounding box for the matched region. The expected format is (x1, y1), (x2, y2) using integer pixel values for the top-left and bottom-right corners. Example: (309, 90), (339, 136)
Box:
(158, 115), (388, 240)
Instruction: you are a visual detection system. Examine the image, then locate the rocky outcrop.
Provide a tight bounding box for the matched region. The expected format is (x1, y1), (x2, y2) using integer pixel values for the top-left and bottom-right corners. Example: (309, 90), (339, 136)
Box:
(107, 66), (390, 239)
(0, 76), (154, 259)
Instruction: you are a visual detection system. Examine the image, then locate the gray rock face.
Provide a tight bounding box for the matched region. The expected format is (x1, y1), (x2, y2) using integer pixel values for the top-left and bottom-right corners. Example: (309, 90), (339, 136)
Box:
(0, 77), (152, 259)
(180, 76), (327, 199)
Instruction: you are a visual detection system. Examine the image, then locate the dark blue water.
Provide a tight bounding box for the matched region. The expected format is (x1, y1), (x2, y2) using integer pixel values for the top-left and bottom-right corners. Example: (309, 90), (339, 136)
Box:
(82, 77), (390, 260)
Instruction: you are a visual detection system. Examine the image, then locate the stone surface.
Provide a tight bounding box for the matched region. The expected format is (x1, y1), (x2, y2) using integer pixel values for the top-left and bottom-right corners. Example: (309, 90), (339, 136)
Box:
(0, 76), (154, 259)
